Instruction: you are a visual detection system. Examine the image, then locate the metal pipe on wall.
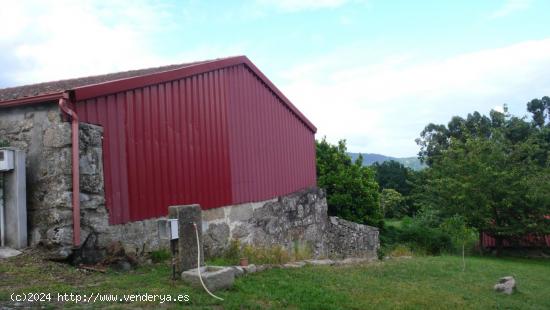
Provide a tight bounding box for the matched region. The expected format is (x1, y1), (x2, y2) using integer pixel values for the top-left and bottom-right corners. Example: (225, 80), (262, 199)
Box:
(58, 93), (81, 247)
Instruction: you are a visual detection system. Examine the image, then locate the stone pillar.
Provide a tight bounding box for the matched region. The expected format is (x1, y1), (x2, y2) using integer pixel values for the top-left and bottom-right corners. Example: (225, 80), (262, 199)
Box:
(168, 204), (204, 273)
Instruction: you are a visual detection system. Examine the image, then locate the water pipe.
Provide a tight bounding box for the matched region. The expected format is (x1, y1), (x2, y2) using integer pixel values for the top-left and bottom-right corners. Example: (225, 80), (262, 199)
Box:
(58, 93), (81, 247)
(193, 222), (224, 301)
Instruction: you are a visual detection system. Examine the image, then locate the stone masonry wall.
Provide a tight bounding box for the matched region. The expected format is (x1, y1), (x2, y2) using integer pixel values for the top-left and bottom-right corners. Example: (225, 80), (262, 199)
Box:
(0, 104), (166, 259)
(1, 104), (378, 261)
(37, 120), (167, 260)
(0, 103), (73, 255)
(202, 187), (379, 259)
(327, 216), (379, 259)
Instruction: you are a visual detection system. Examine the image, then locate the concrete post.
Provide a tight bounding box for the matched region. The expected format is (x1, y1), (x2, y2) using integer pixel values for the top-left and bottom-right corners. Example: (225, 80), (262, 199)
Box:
(168, 204), (204, 273)
(3, 149), (27, 249)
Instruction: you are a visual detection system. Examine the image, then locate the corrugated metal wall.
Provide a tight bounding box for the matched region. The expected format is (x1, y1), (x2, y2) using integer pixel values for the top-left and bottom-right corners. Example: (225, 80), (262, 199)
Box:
(226, 65), (316, 203)
(75, 64), (316, 224)
(481, 232), (550, 248)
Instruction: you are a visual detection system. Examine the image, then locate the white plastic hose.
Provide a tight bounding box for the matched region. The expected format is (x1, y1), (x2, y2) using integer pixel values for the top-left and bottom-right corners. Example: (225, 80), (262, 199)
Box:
(193, 223), (224, 301)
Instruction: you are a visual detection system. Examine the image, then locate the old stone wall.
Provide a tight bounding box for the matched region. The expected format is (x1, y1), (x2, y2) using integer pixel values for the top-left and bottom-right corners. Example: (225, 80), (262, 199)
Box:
(0, 103), (73, 255)
(1, 104), (378, 261)
(326, 216), (379, 259)
(0, 104), (166, 259)
(37, 120), (167, 260)
(202, 187), (379, 259)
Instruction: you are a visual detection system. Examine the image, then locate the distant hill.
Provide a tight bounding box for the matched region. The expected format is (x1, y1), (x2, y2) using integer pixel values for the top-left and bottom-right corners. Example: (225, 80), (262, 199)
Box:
(348, 153), (426, 170)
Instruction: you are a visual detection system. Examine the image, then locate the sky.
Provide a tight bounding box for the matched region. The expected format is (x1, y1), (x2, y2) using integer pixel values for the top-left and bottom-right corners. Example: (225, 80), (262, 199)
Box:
(2, 0), (550, 157)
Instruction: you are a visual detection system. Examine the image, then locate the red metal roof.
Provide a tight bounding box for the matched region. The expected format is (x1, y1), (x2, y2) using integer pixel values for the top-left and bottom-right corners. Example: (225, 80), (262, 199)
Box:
(0, 56), (316, 132)
(0, 59), (210, 102)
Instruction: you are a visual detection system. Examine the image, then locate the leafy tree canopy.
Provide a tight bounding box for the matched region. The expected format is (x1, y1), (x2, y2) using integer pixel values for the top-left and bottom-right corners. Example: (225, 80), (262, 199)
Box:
(380, 188), (406, 218)
(415, 98), (550, 251)
(371, 160), (414, 196)
(316, 137), (382, 227)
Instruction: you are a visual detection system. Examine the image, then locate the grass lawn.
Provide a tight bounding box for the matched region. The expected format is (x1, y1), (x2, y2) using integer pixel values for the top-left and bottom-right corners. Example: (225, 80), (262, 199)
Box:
(1, 251), (549, 309)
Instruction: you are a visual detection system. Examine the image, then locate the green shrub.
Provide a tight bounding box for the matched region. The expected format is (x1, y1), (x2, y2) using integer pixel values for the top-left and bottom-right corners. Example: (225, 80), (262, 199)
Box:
(380, 216), (453, 255)
(217, 239), (312, 265)
(222, 239), (242, 265)
(390, 244), (413, 257)
(292, 240), (313, 261)
(316, 138), (382, 226)
(242, 243), (290, 265)
(150, 249), (171, 263)
(400, 223), (452, 254)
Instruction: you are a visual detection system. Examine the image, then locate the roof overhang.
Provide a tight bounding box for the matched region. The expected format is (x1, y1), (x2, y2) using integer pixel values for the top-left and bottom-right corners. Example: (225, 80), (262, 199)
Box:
(0, 92), (63, 108)
(0, 56), (317, 133)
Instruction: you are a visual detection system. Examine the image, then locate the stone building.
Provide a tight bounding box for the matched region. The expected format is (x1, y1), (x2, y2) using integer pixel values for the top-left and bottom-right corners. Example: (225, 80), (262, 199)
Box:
(0, 56), (378, 260)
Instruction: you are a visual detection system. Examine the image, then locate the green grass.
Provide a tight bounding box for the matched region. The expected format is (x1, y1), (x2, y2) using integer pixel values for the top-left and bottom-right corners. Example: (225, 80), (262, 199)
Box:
(1, 252), (549, 309)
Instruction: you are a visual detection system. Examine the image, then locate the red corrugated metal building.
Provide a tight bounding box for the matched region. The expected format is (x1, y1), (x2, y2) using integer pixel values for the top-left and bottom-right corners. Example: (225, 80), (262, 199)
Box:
(0, 56), (317, 225)
(481, 232), (550, 248)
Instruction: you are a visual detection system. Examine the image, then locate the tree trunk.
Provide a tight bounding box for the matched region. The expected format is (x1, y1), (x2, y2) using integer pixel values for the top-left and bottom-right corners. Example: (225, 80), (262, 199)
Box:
(478, 231), (484, 256)
(495, 236), (503, 257)
(462, 242), (466, 272)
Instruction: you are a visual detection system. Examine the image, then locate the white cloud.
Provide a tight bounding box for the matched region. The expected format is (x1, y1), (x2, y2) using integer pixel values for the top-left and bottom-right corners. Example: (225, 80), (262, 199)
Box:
(0, 0), (170, 86)
(490, 0), (531, 19)
(277, 38), (550, 157)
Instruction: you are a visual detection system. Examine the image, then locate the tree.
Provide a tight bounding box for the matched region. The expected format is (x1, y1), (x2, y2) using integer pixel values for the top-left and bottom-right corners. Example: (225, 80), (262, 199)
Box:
(372, 160), (419, 217)
(316, 137), (382, 226)
(441, 215), (476, 271)
(372, 160), (413, 196)
(379, 188), (405, 218)
(526, 96), (550, 128)
(416, 100), (550, 254)
(416, 109), (505, 166)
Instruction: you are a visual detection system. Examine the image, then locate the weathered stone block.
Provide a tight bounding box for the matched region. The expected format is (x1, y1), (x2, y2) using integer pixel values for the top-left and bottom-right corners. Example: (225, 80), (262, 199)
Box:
(228, 203), (253, 222)
(202, 207), (225, 222)
(79, 152), (99, 175)
(231, 223), (250, 239)
(494, 276), (516, 295)
(203, 222), (230, 257)
(43, 124), (71, 148)
(79, 123), (103, 147)
(46, 225), (74, 246)
(181, 266), (235, 291)
(81, 174), (104, 194)
(169, 204), (204, 273)
(81, 209), (110, 233)
(80, 193), (105, 209)
(42, 190), (72, 209)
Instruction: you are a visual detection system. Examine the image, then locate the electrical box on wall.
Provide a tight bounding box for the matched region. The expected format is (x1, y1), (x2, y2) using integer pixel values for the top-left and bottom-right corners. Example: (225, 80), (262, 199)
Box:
(169, 219), (179, 240)
(0, 149), (15, 171)
(158, 218), (179, 240)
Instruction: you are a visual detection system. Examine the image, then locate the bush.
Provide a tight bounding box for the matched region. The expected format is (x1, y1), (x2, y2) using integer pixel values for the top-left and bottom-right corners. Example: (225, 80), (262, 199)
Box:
(242, 244), (290, 265)
(399, 223), (453, 255)
(222, 239), (242, 265)
(389, 244), (413, 257)
(380, 216), (454, 255)
(316, 138), (382, 226)
(150, 249), (171, 263)
(292, 240), (313, 261)
(218, 239), (313, 265)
